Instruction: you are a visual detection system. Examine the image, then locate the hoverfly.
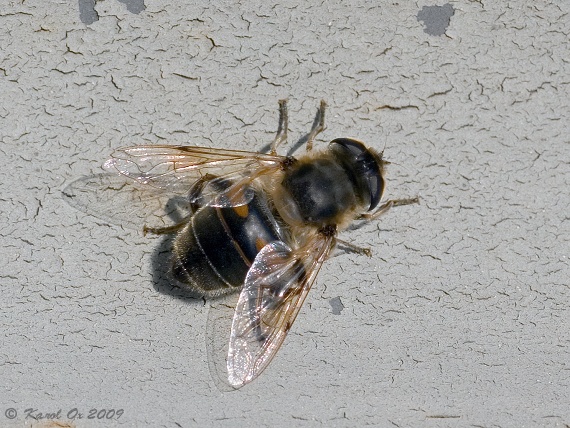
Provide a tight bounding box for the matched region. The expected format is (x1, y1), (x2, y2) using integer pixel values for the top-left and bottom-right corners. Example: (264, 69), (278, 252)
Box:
(64, 100), (418, 388)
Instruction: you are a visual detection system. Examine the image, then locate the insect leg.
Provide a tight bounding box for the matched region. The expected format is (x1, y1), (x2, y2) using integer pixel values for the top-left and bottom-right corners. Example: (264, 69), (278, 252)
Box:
(336, 238), (372, 257)
(390, 197), (420, 207)
(270, 99), (289, 155)
(304, 99), (326, 151)
(143, 216), (192, 236)
(143, 175), (220, 236)
(360, 197), (420, 222)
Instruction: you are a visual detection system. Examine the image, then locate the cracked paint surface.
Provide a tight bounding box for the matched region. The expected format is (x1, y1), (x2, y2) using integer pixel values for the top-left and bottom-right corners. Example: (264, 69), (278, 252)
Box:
(0, 1), (568, 427)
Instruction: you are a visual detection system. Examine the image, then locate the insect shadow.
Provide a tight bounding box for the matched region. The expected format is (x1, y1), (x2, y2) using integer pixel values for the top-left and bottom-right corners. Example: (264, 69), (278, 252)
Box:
(146, 196), (207, 302)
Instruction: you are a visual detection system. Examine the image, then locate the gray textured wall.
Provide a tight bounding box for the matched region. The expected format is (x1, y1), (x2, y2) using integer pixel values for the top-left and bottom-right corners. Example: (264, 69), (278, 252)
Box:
(1, 1), (568, 427)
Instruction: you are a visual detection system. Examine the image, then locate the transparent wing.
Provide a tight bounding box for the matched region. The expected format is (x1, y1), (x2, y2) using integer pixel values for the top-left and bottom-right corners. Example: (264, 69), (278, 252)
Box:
(227, 234), (335, 388)
(63, 145), (286, 229)
(206, 292), (242, 392)
(62, 173), (192, 230)
(104, 145), (285, 207)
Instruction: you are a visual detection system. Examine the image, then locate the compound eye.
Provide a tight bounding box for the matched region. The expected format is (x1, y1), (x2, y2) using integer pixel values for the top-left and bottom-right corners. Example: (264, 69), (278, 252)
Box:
(330, 138), (367, 157)
(367, 170), (384, 210)
(330, 138), (385, 211)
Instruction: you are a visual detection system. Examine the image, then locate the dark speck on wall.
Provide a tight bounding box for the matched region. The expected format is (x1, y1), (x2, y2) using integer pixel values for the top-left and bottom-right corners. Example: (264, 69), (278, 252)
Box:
(79, 0), (146, 25)
(78, 0), (98, 24)
(117, 0), (146, 14)
(329, 296), (345, 315)
(417, 4), (455, 36)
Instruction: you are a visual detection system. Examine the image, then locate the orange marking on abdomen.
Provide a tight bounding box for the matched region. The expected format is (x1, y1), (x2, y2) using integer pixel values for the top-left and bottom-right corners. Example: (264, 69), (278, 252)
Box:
(255, 237), (268, 252)
(233, 204), (249, 218)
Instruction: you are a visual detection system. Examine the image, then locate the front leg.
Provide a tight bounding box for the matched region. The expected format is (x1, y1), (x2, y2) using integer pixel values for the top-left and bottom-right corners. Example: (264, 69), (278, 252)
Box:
(360, 197), (420, 221)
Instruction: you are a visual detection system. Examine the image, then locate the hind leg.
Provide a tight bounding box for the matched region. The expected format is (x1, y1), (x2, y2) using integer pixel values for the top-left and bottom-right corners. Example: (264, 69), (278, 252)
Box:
(304, 100), (326, 152)
(270, 99), (289, 155)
